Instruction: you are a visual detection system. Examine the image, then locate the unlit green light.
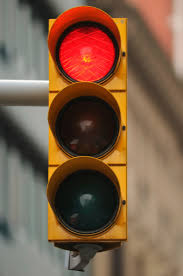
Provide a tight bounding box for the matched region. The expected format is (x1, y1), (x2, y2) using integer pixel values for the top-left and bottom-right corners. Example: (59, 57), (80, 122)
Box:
(54, 170), (119, 234)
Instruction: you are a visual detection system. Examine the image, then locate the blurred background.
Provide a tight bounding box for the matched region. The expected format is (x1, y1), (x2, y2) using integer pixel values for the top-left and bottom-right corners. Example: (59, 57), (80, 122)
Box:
(0, 0), (183, 276)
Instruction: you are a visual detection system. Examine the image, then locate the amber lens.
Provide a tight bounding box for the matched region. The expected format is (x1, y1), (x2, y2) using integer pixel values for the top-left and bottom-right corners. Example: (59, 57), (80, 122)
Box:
(55, 96), (119, 157)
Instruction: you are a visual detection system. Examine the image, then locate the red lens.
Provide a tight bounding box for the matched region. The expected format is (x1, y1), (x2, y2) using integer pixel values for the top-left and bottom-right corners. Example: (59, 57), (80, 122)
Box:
(58, 23), (117, 82)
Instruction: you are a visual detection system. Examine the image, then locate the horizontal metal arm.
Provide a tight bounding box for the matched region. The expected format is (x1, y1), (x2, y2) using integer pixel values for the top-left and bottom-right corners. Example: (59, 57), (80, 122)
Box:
(0, 80), (49, 106)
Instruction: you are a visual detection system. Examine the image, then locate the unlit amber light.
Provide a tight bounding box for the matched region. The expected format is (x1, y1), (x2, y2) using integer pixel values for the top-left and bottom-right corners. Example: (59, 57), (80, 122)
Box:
(55, 96), (119, 157)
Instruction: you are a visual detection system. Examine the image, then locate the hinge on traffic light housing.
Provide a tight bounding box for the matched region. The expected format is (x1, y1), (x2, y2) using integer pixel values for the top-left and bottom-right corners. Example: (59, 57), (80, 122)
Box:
(65, 244), (102, 272)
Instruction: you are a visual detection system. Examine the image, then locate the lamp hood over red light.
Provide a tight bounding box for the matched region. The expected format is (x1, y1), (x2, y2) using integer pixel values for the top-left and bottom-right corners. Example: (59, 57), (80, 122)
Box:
(48, 6), (121, 83)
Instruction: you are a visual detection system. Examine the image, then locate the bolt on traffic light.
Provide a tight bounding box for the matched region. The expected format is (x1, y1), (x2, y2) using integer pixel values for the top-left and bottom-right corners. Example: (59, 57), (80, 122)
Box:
(47, 6), (127, 253)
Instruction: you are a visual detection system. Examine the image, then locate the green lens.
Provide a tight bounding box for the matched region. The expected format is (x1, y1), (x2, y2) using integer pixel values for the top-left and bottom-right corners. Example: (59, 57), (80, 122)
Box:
(54, 170), (120, 234)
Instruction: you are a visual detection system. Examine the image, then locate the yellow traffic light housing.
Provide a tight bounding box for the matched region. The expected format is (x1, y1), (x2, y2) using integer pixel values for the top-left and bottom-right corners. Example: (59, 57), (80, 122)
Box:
(47, 6), (127, 253)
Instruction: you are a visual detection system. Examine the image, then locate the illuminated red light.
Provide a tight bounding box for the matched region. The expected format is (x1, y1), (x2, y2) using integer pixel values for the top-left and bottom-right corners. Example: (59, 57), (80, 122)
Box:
(57, 23), (117, 82)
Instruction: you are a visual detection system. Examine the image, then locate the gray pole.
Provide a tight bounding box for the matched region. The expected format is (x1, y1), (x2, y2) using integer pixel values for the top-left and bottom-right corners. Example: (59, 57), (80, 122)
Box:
(0, 80), (48, 106)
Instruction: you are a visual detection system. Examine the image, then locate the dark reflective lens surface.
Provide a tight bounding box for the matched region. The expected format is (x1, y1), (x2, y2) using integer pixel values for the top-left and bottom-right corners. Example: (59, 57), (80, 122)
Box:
(55, 96), (119, 157)
(54, 170), (119, 234)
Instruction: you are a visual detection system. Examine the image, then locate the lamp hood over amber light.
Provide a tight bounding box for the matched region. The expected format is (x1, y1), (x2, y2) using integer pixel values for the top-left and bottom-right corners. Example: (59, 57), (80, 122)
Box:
(48, 82), (121, 158)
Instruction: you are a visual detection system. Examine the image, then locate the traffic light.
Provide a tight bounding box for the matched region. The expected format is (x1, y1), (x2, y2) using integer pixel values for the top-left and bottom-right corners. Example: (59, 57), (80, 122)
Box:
(47, 6), (127, 253)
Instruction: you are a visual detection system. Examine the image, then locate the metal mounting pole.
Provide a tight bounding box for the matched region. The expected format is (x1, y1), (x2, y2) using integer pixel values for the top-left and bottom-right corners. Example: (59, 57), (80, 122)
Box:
(0, 80), (48, 106)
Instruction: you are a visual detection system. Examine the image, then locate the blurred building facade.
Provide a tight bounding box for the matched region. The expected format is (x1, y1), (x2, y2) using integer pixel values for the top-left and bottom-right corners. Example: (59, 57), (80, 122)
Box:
(0, 0), (89, 276)
(86, 1), (183, 276)
(126, 0), (183, 78)
(126, 0), (172, 57)
(1, 0), (183, 276)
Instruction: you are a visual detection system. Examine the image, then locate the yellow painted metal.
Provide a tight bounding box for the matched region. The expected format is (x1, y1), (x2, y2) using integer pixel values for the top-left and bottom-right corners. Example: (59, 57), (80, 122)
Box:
(48, 82), (123, 159)
(47, 157), (123, 237)
(48, 7), (121, 75)
(49, 18), (127, 91)
(48, 164), (127, 243)
(48, 90), (126, 164)
(47, 13), (127, 252)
